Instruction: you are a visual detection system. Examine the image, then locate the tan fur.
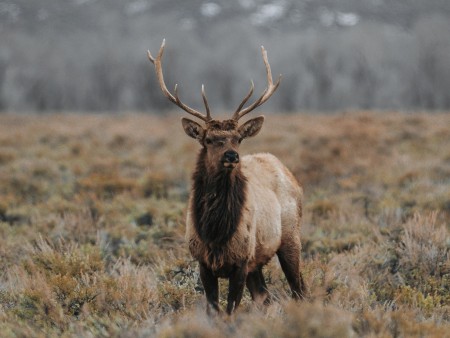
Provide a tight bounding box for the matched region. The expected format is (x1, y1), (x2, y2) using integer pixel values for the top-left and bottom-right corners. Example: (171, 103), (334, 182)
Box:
(186, 152), (302, 272)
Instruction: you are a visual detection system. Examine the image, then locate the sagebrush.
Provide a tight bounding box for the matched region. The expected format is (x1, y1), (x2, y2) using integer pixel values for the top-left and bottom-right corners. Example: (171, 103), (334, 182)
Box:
(0, 112), (449, 337)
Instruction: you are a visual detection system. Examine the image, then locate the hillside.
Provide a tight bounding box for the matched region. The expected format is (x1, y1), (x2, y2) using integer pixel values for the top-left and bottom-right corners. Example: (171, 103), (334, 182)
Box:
(1, 0), (450, 112)
(3, 0), (450, 31)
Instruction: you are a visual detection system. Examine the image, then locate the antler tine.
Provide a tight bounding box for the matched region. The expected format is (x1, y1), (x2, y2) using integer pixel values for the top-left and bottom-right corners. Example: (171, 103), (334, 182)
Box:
(147, 39), (211, 122)
(201, 84), (211, 121)
(232, 80), (255, 117)
(233, 46), (281, 121)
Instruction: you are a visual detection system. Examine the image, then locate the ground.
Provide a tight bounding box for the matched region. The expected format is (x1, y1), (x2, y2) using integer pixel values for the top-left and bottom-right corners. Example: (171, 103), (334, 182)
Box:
(0, 112), (449, 337)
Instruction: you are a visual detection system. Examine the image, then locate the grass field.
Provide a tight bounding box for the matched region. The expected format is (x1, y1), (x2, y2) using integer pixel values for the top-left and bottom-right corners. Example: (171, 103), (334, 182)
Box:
(0, 112), (449, 337)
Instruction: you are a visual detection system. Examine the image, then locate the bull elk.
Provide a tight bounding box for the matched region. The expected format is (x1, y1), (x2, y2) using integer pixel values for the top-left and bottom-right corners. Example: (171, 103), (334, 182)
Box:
(147, 40), (305, 314)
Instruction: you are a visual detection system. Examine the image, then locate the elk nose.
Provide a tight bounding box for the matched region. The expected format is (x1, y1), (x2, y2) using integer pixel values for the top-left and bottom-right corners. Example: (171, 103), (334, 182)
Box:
(223, 150), (239, 163)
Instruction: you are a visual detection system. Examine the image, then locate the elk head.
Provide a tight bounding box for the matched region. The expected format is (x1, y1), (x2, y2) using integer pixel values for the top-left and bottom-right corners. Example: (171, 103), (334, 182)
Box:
(147, 39), (281, 173)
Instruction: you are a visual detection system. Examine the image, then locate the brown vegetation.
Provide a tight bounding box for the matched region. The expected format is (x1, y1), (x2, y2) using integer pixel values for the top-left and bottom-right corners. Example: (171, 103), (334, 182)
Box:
(0, 112), (449, 337)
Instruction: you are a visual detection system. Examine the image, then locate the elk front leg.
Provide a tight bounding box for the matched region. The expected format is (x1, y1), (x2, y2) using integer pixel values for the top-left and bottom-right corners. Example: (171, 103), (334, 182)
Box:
(226, 262), (248, 314)
(199, 263), (220, 313)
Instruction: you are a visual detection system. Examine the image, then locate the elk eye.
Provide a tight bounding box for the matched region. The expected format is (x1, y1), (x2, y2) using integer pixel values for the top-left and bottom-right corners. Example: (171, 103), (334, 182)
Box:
(238, 138), (243, 144)
(216, 140), (225, 146)
(205, 138), (212, 145)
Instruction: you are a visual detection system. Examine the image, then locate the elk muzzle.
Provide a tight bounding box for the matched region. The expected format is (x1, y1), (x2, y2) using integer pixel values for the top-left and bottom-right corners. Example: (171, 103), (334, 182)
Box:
(222, 150), (239, 168)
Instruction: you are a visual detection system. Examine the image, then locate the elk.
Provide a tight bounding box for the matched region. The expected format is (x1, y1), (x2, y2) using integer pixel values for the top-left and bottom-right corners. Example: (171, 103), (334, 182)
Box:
(148, 40), (305, 314)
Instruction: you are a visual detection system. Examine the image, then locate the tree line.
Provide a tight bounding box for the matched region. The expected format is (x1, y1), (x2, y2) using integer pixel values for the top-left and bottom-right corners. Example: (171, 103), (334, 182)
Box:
(1, 13), (449, 113)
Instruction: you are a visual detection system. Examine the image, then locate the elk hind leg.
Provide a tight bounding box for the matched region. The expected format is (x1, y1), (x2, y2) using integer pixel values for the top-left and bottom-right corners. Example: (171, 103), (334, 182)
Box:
(277, 243), (306, 299)
(246, 266), (271, 305)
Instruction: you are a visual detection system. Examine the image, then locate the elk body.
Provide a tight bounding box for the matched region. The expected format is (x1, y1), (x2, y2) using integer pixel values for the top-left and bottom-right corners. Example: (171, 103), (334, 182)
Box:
(148, 40), (305, 314)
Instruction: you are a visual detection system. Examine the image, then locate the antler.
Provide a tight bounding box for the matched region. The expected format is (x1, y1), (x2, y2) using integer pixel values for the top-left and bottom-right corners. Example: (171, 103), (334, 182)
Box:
(147, 39), (212, 122)
(232, 46), (281, 121)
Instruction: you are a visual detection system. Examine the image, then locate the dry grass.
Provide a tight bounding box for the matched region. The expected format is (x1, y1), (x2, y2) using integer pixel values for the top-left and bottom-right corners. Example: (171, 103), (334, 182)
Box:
(0, 112), (449, 337)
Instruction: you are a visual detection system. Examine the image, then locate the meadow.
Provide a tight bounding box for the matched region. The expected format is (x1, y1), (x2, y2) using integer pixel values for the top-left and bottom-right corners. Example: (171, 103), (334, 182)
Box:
(0, 112), (449, 337)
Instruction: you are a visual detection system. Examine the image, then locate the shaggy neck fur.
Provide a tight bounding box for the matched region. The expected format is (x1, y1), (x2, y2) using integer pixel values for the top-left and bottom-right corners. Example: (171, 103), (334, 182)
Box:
(192, 147), (247, 252)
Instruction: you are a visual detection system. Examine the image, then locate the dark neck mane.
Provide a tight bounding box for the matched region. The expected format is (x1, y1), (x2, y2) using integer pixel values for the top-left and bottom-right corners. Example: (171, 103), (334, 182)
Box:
(191, 148), (247, 248)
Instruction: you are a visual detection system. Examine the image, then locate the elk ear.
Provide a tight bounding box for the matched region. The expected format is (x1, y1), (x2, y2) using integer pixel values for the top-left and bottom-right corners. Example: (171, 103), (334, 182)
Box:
(238, 116), (265, 139)
(182, 117), (205, 141)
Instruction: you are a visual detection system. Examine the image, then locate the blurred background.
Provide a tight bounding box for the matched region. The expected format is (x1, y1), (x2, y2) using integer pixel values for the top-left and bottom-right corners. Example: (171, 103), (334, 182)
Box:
(1, 0), (450, 113)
